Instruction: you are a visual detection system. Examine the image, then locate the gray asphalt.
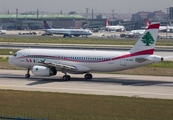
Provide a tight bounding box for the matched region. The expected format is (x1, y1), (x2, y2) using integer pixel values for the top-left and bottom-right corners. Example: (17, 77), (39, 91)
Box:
(0, 69), (173, 100)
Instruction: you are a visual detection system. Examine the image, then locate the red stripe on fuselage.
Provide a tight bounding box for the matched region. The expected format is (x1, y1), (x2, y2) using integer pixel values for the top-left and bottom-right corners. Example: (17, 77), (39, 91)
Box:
(15, 49), (154, 63)
(112, 49), (154, 61)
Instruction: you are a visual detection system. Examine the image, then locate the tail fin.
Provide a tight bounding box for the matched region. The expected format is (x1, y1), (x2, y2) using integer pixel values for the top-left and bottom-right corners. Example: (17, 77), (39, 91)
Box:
(129, 22), (160, 54)
(106, 19), (109, 26)
(43, 20), (51, 29)
(145, 20), (150, 28)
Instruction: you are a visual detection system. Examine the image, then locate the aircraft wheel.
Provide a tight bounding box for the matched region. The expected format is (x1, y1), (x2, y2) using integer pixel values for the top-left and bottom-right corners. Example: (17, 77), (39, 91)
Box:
(84, 74), (92, 79)
(89, 74), (92, 79)
(25, 74), (30, 78)
(62, 75), (71, 81)
(66, 75), (71, 80)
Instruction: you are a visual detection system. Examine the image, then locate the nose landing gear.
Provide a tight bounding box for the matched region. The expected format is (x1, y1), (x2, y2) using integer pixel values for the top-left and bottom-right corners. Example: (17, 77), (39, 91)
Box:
(25, 68), (30, 78)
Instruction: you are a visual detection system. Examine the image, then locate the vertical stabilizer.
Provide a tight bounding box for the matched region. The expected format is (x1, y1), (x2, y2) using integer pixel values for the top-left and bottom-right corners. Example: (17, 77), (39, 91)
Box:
(129, 22), (160, 54)
(106, 19), (109, 26)
(43, 20), (51, 29)
(145, 19), (150, 27)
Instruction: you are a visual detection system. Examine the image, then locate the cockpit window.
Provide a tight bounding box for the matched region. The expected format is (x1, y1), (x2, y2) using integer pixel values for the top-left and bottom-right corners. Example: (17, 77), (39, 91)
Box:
(13, 54), (17, 57)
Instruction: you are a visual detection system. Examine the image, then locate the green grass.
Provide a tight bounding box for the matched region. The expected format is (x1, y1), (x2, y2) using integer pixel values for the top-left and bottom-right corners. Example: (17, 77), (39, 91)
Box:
(0, 36), (135, 45)
(0, 36), (173, 46)
(0, 90), (173, 120)
(147, 61), (173, 68)
(0, 49), (19, 55)
(0, 57), (9, 62)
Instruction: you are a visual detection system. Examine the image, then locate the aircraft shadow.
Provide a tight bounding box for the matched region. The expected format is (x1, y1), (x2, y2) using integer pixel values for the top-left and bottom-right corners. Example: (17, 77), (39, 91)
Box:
(1, 74), (173, 87)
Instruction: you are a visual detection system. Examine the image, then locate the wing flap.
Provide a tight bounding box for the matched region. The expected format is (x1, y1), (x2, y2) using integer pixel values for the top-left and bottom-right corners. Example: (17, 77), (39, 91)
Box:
(40, 60), (90, 72)
(44, 61), (77, 70)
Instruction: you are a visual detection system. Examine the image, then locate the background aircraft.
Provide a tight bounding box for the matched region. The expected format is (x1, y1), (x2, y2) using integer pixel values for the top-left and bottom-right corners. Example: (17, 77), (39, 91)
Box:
(159, 25), (173, 32)
(123, 20), (150, 38)
(9, 22), (164, 81)
(105, 19), (125, 32)
(0, 30), (6, 34)
(146, 20), (173, 32)
(43, 20), (92, 38)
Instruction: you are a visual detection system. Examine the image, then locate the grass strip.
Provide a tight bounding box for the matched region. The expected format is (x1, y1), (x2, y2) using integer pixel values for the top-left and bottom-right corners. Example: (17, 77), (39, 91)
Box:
(0, 36), (173, 46)
(0, 90), (173, 120)
(0, 49), (18, 55)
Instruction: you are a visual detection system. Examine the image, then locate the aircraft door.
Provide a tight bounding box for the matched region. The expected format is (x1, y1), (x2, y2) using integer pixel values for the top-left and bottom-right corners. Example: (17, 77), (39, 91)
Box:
(108, 58), (114, 64)
(120, 56), (126, 66)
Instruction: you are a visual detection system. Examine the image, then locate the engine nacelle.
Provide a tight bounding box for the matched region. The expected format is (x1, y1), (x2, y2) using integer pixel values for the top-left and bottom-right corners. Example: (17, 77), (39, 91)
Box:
(32, 66), (57, 77)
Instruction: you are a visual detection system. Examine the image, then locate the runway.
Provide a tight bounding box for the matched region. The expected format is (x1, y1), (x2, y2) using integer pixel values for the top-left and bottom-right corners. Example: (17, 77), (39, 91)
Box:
(0, 69), (173, 100)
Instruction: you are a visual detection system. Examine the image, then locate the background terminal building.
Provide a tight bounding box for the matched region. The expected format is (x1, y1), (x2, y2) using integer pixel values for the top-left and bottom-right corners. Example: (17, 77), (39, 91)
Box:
(0, 12), (86, 30)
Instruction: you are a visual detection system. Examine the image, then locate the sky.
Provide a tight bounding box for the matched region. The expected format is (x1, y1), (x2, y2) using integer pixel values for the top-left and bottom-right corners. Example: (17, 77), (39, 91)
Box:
(0, 0), (172, 14)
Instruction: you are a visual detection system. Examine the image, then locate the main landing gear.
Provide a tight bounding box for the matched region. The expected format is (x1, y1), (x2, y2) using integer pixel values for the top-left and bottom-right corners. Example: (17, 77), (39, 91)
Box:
(63, 35), (72, 38)
(62, 75), (71, 81)
(84, 73), (92, 79)
(62, 70), (71, 81)
(25, 68), (30, 78)
(61, 72), (92, 81)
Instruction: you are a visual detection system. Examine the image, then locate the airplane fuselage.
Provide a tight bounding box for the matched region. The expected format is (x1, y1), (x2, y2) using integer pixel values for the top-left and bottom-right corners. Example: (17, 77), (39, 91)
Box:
(45, 28), (92, 36)
(128, 30), (145, 35)
(9, 49), (162, 74)
(159, 26), (173, 31)
(106, 25), (125, 30)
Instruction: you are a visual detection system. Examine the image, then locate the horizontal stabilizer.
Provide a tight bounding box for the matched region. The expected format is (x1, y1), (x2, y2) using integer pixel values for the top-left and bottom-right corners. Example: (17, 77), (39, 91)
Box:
(135, 57), (150, 63)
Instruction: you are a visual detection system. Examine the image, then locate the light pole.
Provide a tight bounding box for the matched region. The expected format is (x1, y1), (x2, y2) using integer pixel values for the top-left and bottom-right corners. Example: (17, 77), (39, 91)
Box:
(111, 10), (115, 25)
(86, 8), (90, 23)
(166, 8), (169, 39)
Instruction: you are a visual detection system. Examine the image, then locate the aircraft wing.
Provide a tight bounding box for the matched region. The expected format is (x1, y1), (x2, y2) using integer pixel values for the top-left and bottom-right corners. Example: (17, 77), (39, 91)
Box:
(42, 60), (91, 72)
(135, 55), (164, 63)
(44, 61), (77, 70)
(136, 56), (158, 63)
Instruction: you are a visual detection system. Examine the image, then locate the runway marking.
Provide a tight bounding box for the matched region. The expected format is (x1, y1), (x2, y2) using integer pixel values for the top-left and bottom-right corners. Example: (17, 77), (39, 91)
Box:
(0, 85), (173, 97)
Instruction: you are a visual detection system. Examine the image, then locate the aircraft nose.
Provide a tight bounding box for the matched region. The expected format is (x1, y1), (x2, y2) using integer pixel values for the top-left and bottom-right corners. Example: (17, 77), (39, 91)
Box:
(8, 57), (15, 66)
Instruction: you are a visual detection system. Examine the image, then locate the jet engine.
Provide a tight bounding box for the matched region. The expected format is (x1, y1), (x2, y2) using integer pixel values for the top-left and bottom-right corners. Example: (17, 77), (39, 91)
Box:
(32, 66), (57, 77)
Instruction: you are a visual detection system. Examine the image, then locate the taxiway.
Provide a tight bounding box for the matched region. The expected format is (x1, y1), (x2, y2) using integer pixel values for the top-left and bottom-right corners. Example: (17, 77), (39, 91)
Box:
(0, 69), (173, 100)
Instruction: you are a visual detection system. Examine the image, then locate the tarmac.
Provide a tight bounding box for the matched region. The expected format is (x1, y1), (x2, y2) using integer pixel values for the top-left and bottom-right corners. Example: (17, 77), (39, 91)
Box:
(0, 69), (173, 100)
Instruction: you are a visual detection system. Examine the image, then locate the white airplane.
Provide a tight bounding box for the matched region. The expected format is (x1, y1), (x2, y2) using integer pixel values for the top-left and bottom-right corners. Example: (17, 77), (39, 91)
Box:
(9, 22), (163, 81)
(0, 30), (6, 34)
(128, 30), (146, 36)
(43, 20), (92, 38)
(128, 20), (150, 35)
(146, 20), (173, 32)
(105, 19), (125, 31)
(159, 25), (173, 32)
